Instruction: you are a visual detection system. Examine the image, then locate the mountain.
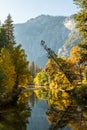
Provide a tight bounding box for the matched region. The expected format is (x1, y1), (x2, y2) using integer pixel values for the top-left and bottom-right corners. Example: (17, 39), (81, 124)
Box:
(14, 15), (79, 67)
(58, 16), (80, 57)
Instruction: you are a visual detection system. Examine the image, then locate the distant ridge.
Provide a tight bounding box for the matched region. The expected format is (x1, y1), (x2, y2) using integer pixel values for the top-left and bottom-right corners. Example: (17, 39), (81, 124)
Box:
(14, 15), (79, 67)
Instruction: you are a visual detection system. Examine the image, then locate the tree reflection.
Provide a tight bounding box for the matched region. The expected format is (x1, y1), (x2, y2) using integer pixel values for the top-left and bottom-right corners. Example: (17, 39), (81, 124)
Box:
(35, 87), (87, 130)
(28, 91), (38, 107)
(0, 92), (31, 130)
(46, 100), (87, 130)
(34, 87), (50, 100)
(0, 106), (31, 130)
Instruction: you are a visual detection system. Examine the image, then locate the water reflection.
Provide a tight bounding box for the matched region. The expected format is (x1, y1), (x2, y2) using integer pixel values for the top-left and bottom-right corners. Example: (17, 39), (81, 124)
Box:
(28, 92), (38, 107)
(47, 105), (87, 130)
(32, 88), (87, 130)
(0, 88), (87, 130)
(0, 106), (31, 130)
(27, 91), (50, 130)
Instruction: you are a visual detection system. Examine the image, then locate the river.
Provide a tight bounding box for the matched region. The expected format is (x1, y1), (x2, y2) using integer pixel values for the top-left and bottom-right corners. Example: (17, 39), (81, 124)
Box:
(27, 91), (72, 130)
(0, 89), (87, 130)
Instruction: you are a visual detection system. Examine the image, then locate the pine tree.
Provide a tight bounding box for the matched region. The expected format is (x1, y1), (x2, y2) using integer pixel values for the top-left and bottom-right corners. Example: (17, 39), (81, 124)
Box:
(0, 26), (7, 49)
(74, 0), (87, 63)
(3, 14), (15, 45)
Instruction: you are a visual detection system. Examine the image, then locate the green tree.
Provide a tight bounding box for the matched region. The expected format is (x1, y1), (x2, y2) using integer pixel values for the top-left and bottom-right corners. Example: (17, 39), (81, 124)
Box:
(3, 14), (15, 45)
(74, 0), (87, 62)
(29, 61), (42, 78)
(0, 26), (7, 50)
(29, 61), (35, 77)
(0, 65), (6, 93)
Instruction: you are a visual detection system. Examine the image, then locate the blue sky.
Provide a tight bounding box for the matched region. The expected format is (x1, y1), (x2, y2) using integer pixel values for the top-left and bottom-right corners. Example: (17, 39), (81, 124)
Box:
(0, 0), (78, 23)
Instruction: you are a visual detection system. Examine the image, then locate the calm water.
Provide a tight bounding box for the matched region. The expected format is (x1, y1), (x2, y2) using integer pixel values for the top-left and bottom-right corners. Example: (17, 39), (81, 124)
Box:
(27, 91), (72, 130)
(0, 90), (87, 130)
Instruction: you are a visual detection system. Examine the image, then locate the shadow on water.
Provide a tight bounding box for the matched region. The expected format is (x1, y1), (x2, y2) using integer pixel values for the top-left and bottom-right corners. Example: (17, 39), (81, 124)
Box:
(0, 90), (50, 130)
(0, 106), (31, 130)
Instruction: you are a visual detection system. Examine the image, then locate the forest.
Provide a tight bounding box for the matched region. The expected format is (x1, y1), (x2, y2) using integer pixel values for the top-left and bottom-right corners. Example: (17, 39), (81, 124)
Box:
(0, 0), (87, 119)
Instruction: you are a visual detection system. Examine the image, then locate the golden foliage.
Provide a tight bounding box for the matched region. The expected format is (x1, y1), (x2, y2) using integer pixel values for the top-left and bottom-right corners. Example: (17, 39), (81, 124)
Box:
(0, 48), (16, 91)
(69, 46), (81, 64)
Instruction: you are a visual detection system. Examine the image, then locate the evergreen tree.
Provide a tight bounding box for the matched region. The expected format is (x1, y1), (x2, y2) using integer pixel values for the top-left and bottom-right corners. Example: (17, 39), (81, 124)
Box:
(29, 62), (42, 78)
(41, 40), (77, 85)
(3, 14), (15, 45)
(0, 26), (7, 50)
(74, 0), (87, 62)
(29, 61), (35, 77)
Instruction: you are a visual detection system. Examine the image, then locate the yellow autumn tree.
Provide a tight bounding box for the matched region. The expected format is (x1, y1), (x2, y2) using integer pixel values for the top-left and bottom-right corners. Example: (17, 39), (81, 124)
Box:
(69, 46), (81, 64)
(8, 44), (31, 88)
(34, 71), (49, 86)
(0, 47), (15, 91)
